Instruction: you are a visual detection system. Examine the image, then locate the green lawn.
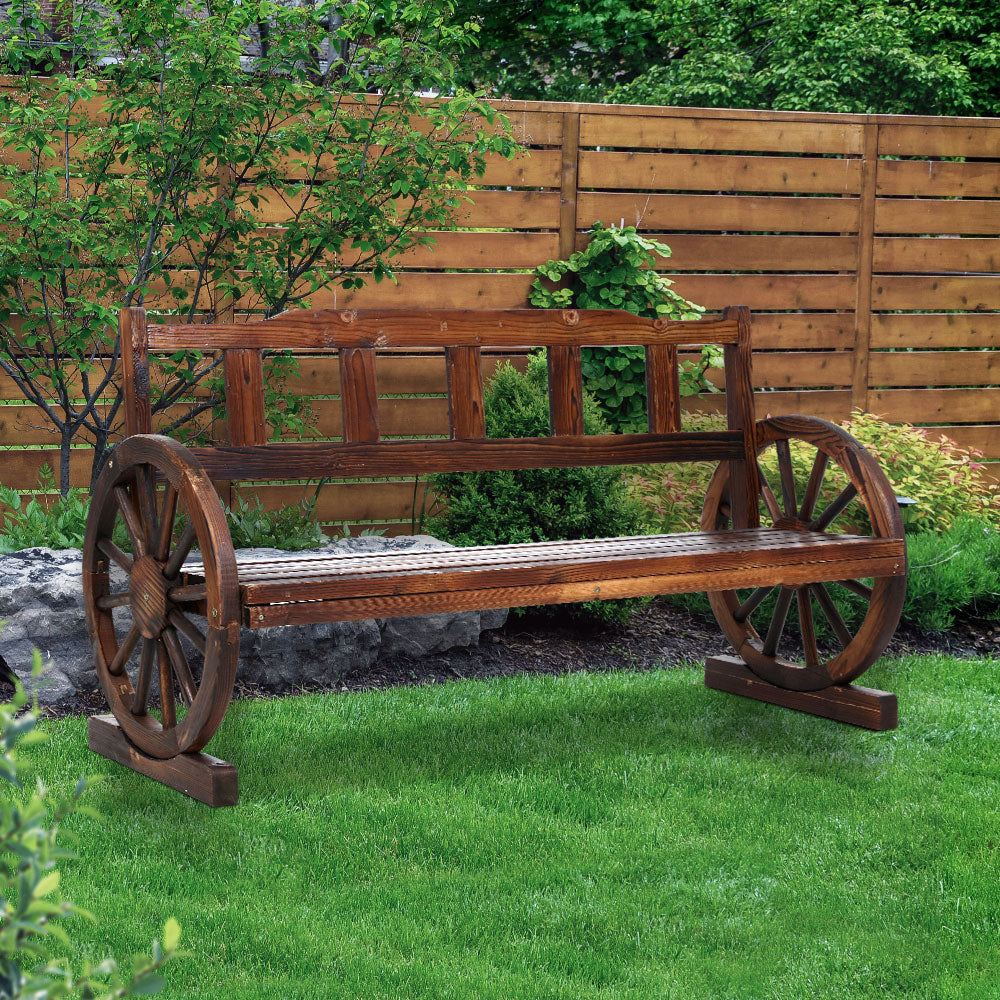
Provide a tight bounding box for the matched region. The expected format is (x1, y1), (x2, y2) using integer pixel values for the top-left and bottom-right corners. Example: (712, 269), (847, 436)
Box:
(28, 654), (1000, 999)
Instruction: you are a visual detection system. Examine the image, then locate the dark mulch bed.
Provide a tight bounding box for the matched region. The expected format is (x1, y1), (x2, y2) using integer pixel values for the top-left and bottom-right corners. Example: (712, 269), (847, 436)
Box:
(24, 598), (1000, 720)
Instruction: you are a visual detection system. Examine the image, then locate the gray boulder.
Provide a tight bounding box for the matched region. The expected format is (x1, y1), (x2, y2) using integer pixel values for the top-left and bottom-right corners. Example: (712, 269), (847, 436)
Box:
(0, 535), (507, 704)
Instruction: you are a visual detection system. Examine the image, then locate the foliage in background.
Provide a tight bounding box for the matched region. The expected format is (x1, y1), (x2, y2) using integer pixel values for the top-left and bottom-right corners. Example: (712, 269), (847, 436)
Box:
(0, 0), (516, 495)
(448, 0), (662, 102)
(447, 0), (1000, 116)
(226, 486), (328, 552)
(529, 223), (717, 433)
(428, 355), (647, 622)
(0, 657), (178, 997)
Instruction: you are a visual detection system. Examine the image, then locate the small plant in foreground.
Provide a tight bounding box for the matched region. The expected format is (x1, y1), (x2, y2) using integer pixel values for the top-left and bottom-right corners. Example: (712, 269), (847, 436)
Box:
(428, 355), (647, 622)
(529, 223), (719, 432)
(1, 654), (179, 998)
(0, 467), (90, 553)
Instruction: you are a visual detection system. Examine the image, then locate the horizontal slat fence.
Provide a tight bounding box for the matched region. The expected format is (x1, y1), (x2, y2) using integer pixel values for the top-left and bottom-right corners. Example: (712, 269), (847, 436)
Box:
(2, 95), (998, 531)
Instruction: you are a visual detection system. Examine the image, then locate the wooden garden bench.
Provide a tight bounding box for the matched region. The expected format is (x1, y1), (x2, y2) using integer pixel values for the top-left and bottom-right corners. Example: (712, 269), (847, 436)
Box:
(83, 305), (907, 805)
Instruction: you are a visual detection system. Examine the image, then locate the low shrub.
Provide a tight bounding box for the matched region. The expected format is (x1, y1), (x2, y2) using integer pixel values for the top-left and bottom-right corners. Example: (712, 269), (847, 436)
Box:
(226, 486), (327, 551)
(428, 355), (648, 622)
(0, 467), (91, 552)
(0, 656), (178, 998)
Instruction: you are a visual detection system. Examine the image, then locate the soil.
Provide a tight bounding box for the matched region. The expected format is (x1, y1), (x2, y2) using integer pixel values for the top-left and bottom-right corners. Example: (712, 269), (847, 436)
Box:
(31, 598), (1000, 720)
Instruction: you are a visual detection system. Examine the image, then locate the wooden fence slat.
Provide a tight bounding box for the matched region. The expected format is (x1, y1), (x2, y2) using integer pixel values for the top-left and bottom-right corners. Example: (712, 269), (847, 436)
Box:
(872, 276), (1000, 311)
(579, 114), (864, 155)
(869, 387), (1000, 424)
(620, 235), (859, 272)
(874, 237), (1000, 274)
(578, 193), (860, 233)
(869, 351), (1000, 387)
(669, 274), (857, 310)
(874, 199), (1000, 235)
(871, 313), (1000, 349)
(876, 124), (1000, 158)
(578, 151), (863, 194)
(876, 159), (1000, 199)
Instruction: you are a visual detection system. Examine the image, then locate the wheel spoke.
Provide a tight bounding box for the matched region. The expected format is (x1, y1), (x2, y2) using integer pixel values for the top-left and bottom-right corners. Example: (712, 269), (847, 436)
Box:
(168, 608), (206, 654)
(132, 638), (155, 715)
(796, 587), (819, 668)
(164, 522), (196, 580)
(809, 483), (858, 533)
(157, 641), (176, 729)
(107, 624), (141, 676)
(756, 464), (783, 523)
(762, 586), (794, 657)
(734, 585), (774, 623)
(155, 484), (179, 563)
(811, 583), (853, 650)
(799, 450), (829, 522)
(776, 439), (797, 518)
(97, 537), (133, 573)
(162, 626), (198, 706)
(135, 466), (159, 554)
(167, 583), (207, 603)
(113, 485), (146, 558)
(834, 578), (873, 601)
(96, 591), (131, 610)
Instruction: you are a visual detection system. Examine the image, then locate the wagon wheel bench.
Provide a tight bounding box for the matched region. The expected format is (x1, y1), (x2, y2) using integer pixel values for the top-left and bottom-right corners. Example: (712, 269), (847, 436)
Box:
(83, 305), (906, 806)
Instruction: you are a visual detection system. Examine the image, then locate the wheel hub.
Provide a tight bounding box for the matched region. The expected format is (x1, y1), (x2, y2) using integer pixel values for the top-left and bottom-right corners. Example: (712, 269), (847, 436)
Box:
(130, 555), (171, 638)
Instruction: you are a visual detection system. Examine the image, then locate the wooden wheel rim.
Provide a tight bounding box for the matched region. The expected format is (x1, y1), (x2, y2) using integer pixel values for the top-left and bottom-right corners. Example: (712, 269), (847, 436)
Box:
(702, 415), (906, 691)
(82, 435), (239, 758)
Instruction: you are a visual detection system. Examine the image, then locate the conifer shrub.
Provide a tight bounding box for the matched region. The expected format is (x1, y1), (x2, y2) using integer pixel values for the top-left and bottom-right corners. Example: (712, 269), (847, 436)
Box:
(428, 355), (647, 622)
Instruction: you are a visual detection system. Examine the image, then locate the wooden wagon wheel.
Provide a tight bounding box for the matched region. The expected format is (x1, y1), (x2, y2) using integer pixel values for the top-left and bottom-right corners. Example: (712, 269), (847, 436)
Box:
(702, 415), (906, 692)
(82, 435), (239, 759)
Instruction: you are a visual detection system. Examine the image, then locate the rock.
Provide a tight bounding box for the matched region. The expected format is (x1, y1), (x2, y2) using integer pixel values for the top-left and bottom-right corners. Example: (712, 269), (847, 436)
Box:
(0, 537), (509, 704)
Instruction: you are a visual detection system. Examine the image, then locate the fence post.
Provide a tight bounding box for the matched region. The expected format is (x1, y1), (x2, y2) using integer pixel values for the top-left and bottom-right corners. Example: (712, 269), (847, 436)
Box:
(852, 123), (879, 413)
(558, 112), (581, 260)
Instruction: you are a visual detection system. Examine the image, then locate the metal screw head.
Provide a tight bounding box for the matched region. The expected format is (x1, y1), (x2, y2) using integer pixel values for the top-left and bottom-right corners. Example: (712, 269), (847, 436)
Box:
(258, 613), (264, 621)
(212, 608), (218, 618)
(143, 592), (150, 601)
(594, 585), (600, 594)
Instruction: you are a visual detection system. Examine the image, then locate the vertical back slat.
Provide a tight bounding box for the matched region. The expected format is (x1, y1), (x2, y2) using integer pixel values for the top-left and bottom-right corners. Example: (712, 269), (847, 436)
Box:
(223, 349), (268, 446)
(645, 344), (681, 434)
(547, 346), (585, 436)
(120, 308), (152, 436)
(722, 306), (760, 529)
(339, 347), (380, 443)
(446, 347), (486, 440)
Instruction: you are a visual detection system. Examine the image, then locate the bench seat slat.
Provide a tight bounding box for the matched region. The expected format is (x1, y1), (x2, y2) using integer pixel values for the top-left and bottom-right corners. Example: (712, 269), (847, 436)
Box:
(183, 530), (904, 616)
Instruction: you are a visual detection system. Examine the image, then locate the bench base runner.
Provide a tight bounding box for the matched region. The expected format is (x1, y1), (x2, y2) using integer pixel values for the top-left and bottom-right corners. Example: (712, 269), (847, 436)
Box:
(704, 655), (898, 730)
(88, 715), (238, 806)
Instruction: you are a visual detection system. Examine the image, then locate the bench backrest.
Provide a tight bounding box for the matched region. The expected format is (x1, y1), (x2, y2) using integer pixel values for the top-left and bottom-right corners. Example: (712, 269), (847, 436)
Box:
(119, 305), (760, 527)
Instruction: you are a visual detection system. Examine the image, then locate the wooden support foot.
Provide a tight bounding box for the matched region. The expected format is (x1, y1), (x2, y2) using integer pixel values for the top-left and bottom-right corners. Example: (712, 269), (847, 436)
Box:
(705, 655), (897, 731)
(88, 715), (238, 806)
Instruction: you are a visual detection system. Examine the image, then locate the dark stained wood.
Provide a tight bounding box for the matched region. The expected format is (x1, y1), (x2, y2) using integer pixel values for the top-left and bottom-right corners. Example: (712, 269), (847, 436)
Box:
(189, 433), (745, 481)
(88, 715), (238, 807)
(339, 347), (380, 444)
(148, 310), (740, 351)
(704, 657), (898, 731)
(120, 307), (152, 436)
(547, 346), (585, 436)
(722, 306), (759, 529)
(645, 345), (680, 434)
(445, 347), (486, 440)
(223, 349), (268, 446)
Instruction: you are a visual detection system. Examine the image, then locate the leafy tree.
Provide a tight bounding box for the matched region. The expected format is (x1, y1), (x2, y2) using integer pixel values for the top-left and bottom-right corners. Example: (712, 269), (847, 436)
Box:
(611, 0), (1000, 116)
(449, 0), (661, 102)
(0, 0), (515, 494)
(0, 654), (179, 997)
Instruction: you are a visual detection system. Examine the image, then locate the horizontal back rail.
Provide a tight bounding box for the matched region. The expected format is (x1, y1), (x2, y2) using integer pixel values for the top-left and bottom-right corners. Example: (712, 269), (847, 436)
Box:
(189, 433), (746, 481)
(148, 309), (740, 351)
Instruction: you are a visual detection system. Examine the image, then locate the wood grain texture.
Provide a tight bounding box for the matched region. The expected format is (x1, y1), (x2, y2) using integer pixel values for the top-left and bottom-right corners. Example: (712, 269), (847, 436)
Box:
(445, 346), (486, 440)
(722, 306), (760, 530)
(704, 657), (897, 730)
(120, 308), (152, 436)
(149, 310), (740, 351)
(88, 715), (238, 806)
(189, 432), (745, 481)
(559, 113), (580, 259)
(223, 349), (267, 446)
(339, 348), (379, 443)
(646, 345), (680, 433)
(547, 346), (585, 436)
(852, 124), (879, 411)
